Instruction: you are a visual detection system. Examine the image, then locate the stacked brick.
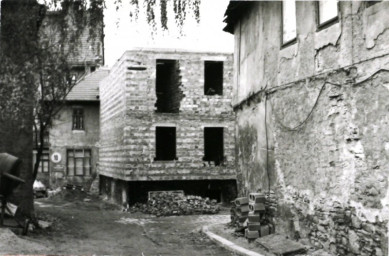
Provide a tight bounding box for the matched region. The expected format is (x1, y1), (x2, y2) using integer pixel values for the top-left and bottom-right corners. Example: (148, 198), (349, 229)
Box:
(230, 197), (249, 231)
(231, 193), (275, 241)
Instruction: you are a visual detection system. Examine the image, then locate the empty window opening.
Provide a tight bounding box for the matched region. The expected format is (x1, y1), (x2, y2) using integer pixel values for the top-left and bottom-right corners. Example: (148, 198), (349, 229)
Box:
(366, 0), (381, 8)
(155, 127), (177, 161)
(282, 0), (297, 46)
(204, 61), (223, 95)
(155, 59), (183, 113)
(317, 0), (338, 28)
(203, 127), (224, 166)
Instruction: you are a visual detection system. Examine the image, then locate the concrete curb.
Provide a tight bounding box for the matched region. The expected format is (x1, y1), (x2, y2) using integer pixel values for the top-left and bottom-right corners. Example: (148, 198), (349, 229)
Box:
(202, 225), (265, 256)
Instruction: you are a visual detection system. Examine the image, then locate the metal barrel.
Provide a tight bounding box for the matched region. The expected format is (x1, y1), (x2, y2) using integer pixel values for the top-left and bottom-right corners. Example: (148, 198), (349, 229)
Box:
(0, 153), (23, 197)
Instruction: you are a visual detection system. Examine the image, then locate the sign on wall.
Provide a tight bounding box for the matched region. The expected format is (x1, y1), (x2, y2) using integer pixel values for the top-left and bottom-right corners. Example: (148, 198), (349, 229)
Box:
(51, 152), (62, 163)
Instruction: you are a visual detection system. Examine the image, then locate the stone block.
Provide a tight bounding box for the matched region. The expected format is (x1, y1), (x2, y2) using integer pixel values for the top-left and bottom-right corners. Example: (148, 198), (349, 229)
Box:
(237, 205), (250, 214)
(248, 222), (261, 231)
(248, 212), (260, 223)
(235, 197), (249, 206)
(249, 193), (266, 203)
(249, 202), (265, 213)
(245, 229), (259, 239)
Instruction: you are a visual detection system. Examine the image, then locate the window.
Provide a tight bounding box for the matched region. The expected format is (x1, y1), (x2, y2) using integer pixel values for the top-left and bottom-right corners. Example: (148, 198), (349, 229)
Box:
(155, 127), (177, 161)
(366, 0), (381, 7)
(72, 108), (84, 130)
(67, 149), (91, 176)
(203, 127), (224, 166)
(204, 61), (223, 95)
(317, 0), (338, 28)
(155, 59), (182, 113)
(282, 0), (297, 46)
(70, 66), (86, 82)
(33, 151), (49, 173)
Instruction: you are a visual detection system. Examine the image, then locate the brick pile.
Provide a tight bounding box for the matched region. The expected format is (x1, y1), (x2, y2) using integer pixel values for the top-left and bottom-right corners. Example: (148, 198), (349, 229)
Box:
(230, 197), (249, 231)
(128, 191), (220, 217)
(230, 193), (274, 241)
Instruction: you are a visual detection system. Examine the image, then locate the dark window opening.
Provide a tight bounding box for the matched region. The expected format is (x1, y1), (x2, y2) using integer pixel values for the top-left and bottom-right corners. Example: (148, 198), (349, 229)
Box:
(204, 61), (223, 95)
(70, 66), (86, 82)
(67, 149), (91, 176)
(366, 0), (381, 7)
(90, 66), (96, 73)
(155, 59), (182, 113)
(155, 127), (177, 161)
(125, 180), (238, 204)
(203, 127), (224, 166)
(72, 108), (84, 130)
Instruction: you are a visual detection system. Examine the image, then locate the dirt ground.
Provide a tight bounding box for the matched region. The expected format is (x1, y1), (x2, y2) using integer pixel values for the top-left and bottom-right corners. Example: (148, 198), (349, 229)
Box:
(0, 190), (237, 256)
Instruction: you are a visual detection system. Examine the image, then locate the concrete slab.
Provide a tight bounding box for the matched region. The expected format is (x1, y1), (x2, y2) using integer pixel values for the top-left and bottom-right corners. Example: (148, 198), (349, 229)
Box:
(255, 234), (307, 256)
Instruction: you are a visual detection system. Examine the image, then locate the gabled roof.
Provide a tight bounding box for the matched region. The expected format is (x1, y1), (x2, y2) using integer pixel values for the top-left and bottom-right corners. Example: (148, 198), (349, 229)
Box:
(223, 1), (253, 34)
(66, 68), (109, 101)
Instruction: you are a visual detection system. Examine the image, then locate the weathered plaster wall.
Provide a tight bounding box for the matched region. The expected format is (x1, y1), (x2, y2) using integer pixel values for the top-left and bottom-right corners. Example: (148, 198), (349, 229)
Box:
(233, 1), (389, 255)
(48, 103), (100, 189)
(99, 49), (236, 182)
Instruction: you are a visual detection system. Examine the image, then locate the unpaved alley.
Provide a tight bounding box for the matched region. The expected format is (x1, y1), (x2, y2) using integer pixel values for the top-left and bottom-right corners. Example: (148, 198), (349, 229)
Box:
(0, 191), (235, 255)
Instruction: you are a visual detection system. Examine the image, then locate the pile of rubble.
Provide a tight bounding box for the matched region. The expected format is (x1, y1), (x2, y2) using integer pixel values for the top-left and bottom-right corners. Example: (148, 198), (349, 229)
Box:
(230, 192), (274, 240)
(127, 191), (220, 217)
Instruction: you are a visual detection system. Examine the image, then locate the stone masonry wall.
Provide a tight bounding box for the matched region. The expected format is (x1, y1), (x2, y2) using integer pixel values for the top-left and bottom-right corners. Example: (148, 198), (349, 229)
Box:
(232, 1), (389, 255)
(48, 103), (100, 189)
(99, 49), (235, 182)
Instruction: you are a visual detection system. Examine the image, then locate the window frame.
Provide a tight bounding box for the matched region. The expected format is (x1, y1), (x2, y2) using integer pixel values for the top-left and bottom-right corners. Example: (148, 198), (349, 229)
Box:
(72, 108), (84, 130)
(316, 1), (339, 31)
(66, 148), (91, 176)
(281, 0), (297, 48)
(33, 151), (50, 173)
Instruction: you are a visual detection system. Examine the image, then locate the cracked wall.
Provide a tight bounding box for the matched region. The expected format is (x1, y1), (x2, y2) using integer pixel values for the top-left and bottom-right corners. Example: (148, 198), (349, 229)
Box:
(233, 1), (389, 255)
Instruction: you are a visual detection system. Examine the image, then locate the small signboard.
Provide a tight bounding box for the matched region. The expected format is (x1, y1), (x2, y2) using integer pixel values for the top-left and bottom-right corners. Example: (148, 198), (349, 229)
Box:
(51, 152), (62, 163)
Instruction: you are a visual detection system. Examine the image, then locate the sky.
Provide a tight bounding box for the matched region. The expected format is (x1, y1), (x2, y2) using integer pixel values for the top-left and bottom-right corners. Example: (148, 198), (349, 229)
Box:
(103, 0), (234, 67)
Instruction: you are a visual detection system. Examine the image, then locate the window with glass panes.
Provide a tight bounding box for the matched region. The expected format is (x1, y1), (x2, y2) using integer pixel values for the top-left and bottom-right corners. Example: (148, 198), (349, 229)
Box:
(317, 0), (338, 28)
(72, 108), (84, 130)
(67, 149), (91, 176)
(38, 153), (49, 173)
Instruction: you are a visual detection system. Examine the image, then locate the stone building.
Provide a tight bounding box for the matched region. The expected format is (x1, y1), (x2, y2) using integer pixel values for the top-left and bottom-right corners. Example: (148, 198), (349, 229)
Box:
(224, 1), (389, 255)
(99, 48), (236, 204)
(35, 69), (108, 188)
(33, 5), (104, 189)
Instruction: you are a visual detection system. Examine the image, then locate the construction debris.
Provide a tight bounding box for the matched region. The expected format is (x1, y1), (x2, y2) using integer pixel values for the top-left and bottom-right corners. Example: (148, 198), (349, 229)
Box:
(230, 192), (275, 241)
(127, 191), (220, 217)
(230, 196), (249, 232)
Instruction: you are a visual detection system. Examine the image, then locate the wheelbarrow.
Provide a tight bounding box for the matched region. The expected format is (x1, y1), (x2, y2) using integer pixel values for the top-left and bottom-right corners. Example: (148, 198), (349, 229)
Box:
(0, 153), (28, 234)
